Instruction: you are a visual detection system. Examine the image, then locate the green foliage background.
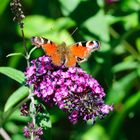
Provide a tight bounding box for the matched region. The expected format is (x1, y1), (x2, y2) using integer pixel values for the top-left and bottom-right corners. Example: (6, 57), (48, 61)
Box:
(0, 0), (140, 140)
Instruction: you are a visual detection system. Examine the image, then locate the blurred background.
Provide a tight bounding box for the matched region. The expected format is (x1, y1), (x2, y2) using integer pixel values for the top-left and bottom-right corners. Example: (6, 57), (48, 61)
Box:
(0, 0), (140, 140)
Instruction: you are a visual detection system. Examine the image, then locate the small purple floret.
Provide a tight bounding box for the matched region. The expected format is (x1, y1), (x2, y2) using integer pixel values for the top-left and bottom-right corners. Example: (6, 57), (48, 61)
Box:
(23, 122), (43, 139)
(23, 126), (30, 138)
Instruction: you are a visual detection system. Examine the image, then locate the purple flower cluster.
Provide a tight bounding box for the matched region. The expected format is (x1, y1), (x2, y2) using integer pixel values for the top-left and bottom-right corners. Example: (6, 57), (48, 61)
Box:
(23, 122), (43, 140)
(25, 55), (113, 124)
(21, 103), (44, 139)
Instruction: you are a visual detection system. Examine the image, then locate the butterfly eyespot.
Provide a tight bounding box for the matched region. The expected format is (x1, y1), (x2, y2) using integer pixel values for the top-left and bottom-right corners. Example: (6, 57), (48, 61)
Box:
(88, 41), (94, 46)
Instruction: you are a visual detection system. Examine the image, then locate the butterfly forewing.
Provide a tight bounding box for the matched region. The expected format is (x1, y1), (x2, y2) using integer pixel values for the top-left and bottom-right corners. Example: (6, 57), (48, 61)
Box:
(69, 41), (100, 63)
(31, 36), (63, 66)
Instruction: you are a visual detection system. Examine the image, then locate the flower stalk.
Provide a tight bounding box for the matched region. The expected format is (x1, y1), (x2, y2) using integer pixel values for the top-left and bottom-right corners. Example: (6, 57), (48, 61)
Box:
(10, 0), (36, 139)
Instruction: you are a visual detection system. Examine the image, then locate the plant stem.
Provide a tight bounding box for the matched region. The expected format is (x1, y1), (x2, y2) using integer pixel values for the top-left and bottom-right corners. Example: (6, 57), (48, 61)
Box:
(30, 96), (36, 140)
(19, 22), (36, 140)
(19, 22), (30, 67)
(0, 127), (11, 140)
(31, 96), (36, 125)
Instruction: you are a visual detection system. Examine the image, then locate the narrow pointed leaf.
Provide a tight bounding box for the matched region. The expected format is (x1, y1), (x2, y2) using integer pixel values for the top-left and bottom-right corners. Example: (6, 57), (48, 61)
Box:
(4, 86), (29, 112)
(6, 53), (24, 58)
(0, 67), (25, 84)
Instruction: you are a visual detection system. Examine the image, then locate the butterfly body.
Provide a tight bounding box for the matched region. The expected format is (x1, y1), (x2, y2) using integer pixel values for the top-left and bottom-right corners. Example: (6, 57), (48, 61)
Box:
(31, 36), (100, 67)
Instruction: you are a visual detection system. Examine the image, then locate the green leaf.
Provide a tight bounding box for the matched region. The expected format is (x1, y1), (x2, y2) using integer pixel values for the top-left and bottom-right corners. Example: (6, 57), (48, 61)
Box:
(36, 107), (52, 139)
(38, 29), (75, 45)
(136, 38), (140, 53)
(0, 67), (25, 84)
(122, 0), (140, 11)
(19, 15), (75, 44)
(0, 0), (10, 16)
(113, 44), (126, 55)
(5, 121), (20, 133)
(34, 103), (51, 137)
(109, 91), (140, 140)
(107, 71), (137, 104)
(123, 12), (138, 29)
(106, 15), (122, 25)
(137, 65), (140, 77)
(81, 125), (109, 140)
(8, 110), (30, 122)
(112, 61), (138, 73)
(4, 86), (29, 112)
(59, 0), (81, 16)
(37, 109), (52, 129)
(12, 134), (27, 140)
(55, 17), (76, 30)
(18, 15), (54, 38)
(82, 10), (110, 42)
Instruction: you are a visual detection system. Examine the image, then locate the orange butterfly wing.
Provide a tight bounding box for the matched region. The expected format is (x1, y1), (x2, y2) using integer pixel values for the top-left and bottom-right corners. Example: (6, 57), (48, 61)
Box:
(70, 44), (89, 58)
(42, 43), (62, 66)
(64, 44), (87, 67)
(64, 53), (77, 67)
(70, 41), (100, 60)
(64, 41), (100, 67)
(31, 37), (62, 66)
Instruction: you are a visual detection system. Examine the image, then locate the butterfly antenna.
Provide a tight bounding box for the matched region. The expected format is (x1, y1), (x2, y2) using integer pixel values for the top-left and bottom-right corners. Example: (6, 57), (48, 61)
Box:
(70, 27), (78, 37)
(64, 27), (78, 43)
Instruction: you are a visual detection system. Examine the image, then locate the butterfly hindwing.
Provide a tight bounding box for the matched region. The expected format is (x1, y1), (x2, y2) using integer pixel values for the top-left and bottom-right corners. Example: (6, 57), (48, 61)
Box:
(64, 53), (77, 67)
(51, 53), (62, 66)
